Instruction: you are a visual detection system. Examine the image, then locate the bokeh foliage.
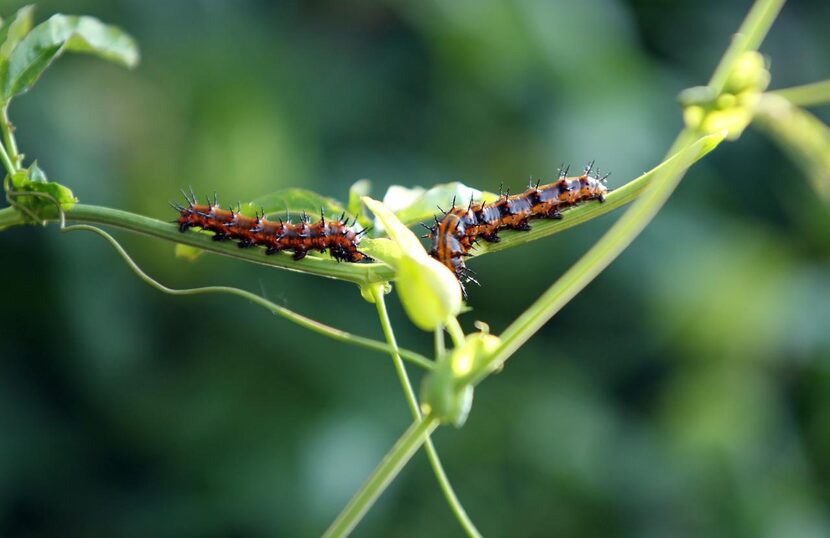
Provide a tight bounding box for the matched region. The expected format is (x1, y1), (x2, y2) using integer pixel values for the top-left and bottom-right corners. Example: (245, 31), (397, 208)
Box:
(1, 1), (829, 537)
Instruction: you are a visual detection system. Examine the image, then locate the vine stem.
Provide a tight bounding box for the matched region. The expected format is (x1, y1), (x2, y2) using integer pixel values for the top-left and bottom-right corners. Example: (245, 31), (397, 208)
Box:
(467, 0), (785, 385)
(60, 222), (433, 370)
(369, 284), (481, 538)
(1, 105), (20, 169)
(0, 137), (15, 177)
(322, 416), (439, 538)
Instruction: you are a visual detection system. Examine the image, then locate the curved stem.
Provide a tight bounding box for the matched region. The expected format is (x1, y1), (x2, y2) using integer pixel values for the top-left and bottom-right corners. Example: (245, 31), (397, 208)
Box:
(64, 223), (433, 370)
(370, 284), (481, 538)
(322, 416), (439, 538)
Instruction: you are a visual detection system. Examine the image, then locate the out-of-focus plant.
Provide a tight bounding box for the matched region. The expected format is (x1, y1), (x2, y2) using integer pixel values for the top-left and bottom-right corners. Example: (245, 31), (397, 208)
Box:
(1, 1), (827, 536)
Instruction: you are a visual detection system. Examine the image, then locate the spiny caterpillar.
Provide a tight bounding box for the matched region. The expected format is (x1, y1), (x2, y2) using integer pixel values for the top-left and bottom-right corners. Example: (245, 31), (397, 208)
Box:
(425, 162), (609, 294)
(173, 191), (369, 262)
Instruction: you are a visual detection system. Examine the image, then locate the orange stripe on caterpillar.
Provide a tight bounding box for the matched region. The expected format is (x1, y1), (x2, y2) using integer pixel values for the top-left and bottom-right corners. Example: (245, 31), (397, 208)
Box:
(172, 192), (369, 263)
(427, 162), (609, 295)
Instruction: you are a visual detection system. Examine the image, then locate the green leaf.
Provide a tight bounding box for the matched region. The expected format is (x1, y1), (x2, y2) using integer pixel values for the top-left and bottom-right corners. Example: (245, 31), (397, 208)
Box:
(29, 159), (47, 181)
(347, 178), (373, 229)
(363, 196), (462, 331)
(0, 5), (34, 59)
(240, 188), (346, 219)
(6, 163), (76, 222)
(755, 94), (830, 202)
(174, 243), (204, 262)
(2, 13), (139, 100)
(379, 181), (497, 229)
(357, 237), (402, 268)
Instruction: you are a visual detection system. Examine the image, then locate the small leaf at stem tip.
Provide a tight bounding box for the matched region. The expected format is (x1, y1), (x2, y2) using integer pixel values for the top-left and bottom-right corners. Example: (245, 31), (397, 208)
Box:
(3, 13), (140, 100)
(29, 159), (47, 182)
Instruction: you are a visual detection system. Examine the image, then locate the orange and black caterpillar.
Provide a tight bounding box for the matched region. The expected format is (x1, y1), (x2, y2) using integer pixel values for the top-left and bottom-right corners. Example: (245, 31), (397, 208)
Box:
(426, 162), (609, 293)
(173, 191), (369, 262)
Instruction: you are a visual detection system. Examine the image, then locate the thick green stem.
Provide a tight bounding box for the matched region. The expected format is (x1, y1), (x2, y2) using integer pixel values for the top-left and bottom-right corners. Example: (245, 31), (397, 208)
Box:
(322, 416), (439, 538)
(0, 203), (396, 284)
(470, 131), (707, 386)
(466, 0), (785, 385)
(370, 284), (481, 538)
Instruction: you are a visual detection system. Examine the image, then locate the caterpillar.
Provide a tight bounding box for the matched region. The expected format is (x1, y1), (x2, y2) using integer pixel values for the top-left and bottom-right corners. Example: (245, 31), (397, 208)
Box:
(425, 162), (609, 294)
(172, 191), (369, 262)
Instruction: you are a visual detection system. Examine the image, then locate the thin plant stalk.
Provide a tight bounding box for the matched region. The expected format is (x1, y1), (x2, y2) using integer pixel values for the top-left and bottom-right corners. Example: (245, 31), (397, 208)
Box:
(322, 416), (439, 538)
(370, 284), (481, 538)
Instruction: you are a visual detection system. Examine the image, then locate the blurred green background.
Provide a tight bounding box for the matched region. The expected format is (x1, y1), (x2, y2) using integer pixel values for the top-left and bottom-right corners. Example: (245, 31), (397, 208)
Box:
(2, 0), (829, 536)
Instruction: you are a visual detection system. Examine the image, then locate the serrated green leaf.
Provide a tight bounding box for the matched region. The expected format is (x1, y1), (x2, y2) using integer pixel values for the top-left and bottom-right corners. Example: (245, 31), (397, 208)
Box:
(2, 13), (139, 100)
(240, 188), (346, 219)
(755, 94), (830, 202)
(379, 181), (497, 229)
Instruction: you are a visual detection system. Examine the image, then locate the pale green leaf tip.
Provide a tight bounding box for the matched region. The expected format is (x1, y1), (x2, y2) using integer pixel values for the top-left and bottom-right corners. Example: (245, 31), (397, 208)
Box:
(362, 195), (462, 331)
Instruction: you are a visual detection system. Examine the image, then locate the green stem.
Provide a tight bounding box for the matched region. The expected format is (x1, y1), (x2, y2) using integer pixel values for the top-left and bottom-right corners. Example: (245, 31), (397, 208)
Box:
(771, 79), (830, 107)
(322, 416), (439, 538)
(469, 131), (707, 386)
(435, 328), (446, 357)
(465, 139), (718, 258)
(1, 105), (20, 168)
(64, 223), (433, 370)
(0, 203), (396, 284)
(466, 0), (785, 386)
(446, 317), (466, 348)
(0, 138), (15, 177)
(706, 0), (786, 93)
(369, 284), (481, 538)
